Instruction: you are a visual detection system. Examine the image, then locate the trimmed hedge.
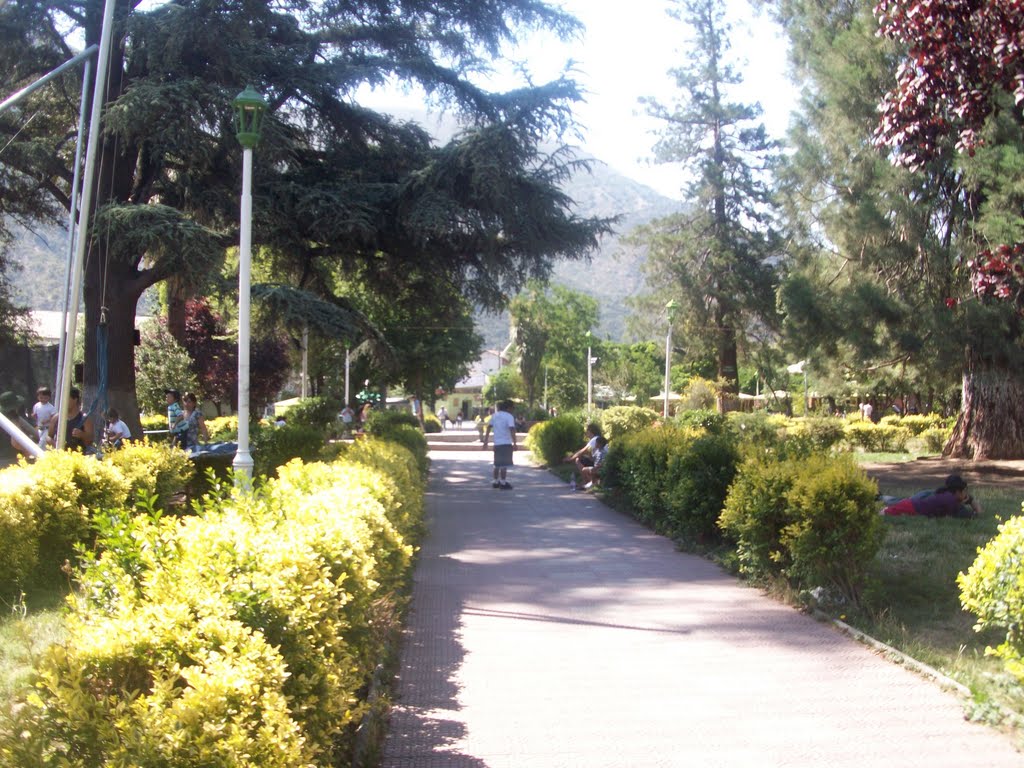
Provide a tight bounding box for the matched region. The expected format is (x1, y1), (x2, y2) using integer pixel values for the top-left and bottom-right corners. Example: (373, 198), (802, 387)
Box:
(599, 405), (657, 442)
(605, 425), (738, 543)
(527, 415), (585, 467)
(0, 445), (195, 589)
(720, 454), (881, 602)
(0, 436), (424, 767)
(958, 512), (1024, 683)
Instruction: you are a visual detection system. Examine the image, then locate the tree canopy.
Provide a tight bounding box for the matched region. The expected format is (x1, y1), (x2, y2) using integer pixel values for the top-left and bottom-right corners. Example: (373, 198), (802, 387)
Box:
(0, 0), (610, 429)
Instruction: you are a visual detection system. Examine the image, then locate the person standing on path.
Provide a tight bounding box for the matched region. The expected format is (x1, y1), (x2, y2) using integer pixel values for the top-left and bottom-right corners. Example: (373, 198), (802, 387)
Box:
(482, 399), (517, 489)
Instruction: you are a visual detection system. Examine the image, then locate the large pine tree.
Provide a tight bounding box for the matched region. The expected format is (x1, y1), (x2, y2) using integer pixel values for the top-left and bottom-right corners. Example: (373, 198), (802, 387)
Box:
(776, 0), (1024, 457)
(633, 0), (782, 395)
(0, 0), (608, 430)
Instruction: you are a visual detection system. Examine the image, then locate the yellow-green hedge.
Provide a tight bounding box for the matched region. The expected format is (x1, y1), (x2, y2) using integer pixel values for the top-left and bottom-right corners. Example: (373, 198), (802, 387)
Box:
(1, 436), (424, 767)
(0, 443), (193, 588)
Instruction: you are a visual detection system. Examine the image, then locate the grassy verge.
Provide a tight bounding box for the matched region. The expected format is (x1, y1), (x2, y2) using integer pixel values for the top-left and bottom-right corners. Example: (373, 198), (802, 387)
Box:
(0, 583), (67, 700)
(841, 484), (1024, 733)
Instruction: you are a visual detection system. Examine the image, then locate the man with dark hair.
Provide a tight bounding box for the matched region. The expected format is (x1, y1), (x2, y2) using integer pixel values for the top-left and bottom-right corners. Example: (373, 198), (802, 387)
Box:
(482, 400), (517, 490)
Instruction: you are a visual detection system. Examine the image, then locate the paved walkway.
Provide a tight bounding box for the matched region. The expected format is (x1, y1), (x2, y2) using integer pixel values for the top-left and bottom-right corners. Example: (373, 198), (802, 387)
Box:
(381, 449), (1024, 768)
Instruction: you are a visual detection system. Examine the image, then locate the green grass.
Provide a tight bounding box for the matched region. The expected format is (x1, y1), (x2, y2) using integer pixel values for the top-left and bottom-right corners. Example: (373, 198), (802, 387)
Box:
(851, 451), (920, 463)
(0, 584), (67, 699)
(842, 485), (1024, 731)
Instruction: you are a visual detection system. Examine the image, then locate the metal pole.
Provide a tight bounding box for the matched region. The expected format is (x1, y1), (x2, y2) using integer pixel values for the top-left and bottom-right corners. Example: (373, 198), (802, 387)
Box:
(0, 45), (98, 115)
(55, 54), (94, 403)
(587, 344), (592, 410)
(300, 322), (309, 399)
(233, 146), (254, 480)
(344, 347), (350, 406)
(0, 412), (43, 458)
(664, 325), (672, 419)
(55, 0), (117, 451)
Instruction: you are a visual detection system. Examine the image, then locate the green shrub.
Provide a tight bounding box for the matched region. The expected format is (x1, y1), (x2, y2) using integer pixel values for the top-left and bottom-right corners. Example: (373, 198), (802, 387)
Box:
(527, 415), (584, 467)
(959, 513), (1024, 683)
(103, 440), (193, 510)
(783, 455), (881, 601)
(719, 457), (798, 578)
(1, 443), (425, 767)
(23, 451), (131, 579)
(282, 395), (340, 431)
(898, 413), (944, 435)
(205, 415), (237, 441)
(365, 409), (420, 434)
(920, 426), (951, 454)
(251, 422), (327, 478)
(360, 424), (428, 477)
(423, 412), (442, 432)
(726, 411), (785, 451)
(600, 405), (657, 442)
(843, 421), (912, 452)
(674, 408), (727, 434)
(603, 426), (693, 529)
(661, 432), (739, 543)
(720, 454), (881, 602)
(788, 416), (846, 452)
(0, 465), (39, 588)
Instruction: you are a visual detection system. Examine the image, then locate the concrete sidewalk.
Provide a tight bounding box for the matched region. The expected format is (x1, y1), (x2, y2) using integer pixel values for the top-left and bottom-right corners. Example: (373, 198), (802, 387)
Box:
(380, 450), (1024, 767)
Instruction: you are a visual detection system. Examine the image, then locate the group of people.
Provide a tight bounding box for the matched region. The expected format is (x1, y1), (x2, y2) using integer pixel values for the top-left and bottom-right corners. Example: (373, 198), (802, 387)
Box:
(339, 401), (374, 433)
(481, 406), (609, 493)
(3, 383), (217, 457)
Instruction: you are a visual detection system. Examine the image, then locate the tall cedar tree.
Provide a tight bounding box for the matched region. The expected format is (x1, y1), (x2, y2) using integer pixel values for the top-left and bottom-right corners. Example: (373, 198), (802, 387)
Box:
(632, 0), (782, 395)
(870, 0), (1024, 457)
(0, 0), (608, 433)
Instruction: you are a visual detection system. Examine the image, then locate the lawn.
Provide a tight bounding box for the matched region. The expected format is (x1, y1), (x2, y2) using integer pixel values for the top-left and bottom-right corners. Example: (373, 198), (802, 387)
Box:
(0, 585), (66, 700)
(844, 484), (1024, 732)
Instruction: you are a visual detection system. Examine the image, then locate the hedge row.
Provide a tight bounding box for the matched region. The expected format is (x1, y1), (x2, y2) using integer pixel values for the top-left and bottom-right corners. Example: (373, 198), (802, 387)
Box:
(603, 425), (881, 602)
(0, 443), (193, 588)
(1, 435), (426, 768)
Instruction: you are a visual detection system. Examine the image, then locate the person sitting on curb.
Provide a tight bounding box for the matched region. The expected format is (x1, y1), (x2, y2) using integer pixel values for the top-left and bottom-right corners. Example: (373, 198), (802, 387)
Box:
(880, 474), (980, 518)
(566, 422), (603, 485)
(580, 435), (608, 490)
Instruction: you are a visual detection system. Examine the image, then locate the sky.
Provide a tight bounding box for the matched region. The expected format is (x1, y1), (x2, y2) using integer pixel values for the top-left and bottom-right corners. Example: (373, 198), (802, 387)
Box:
(359, 0), (800, 200)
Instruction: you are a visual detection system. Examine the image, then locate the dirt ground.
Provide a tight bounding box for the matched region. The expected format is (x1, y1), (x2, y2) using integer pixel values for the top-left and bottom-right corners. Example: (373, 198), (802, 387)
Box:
(861, 456), (1024, 494)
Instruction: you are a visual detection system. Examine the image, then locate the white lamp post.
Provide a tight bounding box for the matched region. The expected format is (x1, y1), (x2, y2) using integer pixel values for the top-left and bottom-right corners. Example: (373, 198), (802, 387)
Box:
(664, 299), (679, 419)
(232, 85), (267, 481)
(586, 330), (593, 410)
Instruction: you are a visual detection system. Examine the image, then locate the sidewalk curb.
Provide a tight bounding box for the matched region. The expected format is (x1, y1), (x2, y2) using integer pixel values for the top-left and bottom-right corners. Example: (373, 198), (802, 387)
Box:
(813, 609), (970, 697)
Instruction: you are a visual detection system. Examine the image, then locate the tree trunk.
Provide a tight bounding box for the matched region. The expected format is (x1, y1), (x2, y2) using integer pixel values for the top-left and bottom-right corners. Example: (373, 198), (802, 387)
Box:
(83, 249), (146, 441)
(946, 344), (1024, 459)
(716, 315), (739, 396)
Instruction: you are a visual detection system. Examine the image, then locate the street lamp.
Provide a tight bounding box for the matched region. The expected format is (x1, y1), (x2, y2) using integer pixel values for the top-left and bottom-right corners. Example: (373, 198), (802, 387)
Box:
(586, 330), (593, 410)
(232, 85), (267, 481)
(664, 299), (679, 419)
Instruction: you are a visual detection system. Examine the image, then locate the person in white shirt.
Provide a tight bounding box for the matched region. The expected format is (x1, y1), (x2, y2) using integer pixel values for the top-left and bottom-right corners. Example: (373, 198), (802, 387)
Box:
(104, 408), (132, 448)
(482, 400), (517, 490)
(32, 386), (57, 449)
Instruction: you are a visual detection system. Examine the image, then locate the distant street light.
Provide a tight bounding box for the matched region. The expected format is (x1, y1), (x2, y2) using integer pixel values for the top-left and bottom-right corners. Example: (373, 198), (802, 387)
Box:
(664, 299), (679, 419)
(586, 330), (593, 410)
(231, 85), (267, 481)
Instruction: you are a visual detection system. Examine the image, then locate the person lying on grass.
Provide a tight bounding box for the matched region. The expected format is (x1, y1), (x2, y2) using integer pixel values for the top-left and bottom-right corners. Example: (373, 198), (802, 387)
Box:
(880, 474), (980, 518)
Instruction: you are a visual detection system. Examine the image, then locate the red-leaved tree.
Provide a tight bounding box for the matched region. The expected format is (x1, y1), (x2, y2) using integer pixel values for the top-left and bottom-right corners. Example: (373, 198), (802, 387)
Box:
(182, 298), (289, 416)
(875, 0), (1024, 304)
(875, 0), (1024, 458)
